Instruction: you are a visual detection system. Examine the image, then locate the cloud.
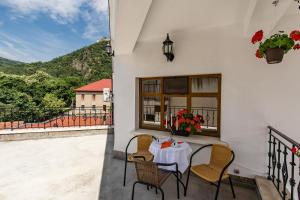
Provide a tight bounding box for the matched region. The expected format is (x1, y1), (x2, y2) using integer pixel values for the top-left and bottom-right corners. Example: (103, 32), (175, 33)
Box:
(90, 0), (108, 13)
(0, 0), (109, 38)
(0, 31), (76, 62)
(0, 0), (109, 62)
(0, 21), (3, 27)
(81, 9), (108, 40)
(0, 0), (85, 23)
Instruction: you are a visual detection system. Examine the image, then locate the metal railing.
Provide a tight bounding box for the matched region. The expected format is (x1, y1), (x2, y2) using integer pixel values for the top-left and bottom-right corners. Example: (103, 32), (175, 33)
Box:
(143, 105), (218, 129)
(0, 106), (112, 130)
(267, 126), (300, 199)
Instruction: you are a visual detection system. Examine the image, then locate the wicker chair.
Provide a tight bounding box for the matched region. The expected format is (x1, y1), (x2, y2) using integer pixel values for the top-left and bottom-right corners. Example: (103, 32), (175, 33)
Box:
(123, 134), (157, 186)
(185, 144), (236, 200)
(131, 159), (181, 200)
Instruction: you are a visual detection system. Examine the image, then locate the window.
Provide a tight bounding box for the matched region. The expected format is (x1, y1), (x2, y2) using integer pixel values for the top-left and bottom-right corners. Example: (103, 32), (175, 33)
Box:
(81, 105), (85, 110)
(92, 94), (96, 101)
(139, 74), (221, 137)
(92, 105), (96, 110)
(81, 94), (85, 101)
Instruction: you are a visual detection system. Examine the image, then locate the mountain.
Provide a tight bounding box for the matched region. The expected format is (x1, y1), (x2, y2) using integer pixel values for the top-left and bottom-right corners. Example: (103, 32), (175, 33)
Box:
(0, 57), (25, 74)
(0, 39), (112, 83)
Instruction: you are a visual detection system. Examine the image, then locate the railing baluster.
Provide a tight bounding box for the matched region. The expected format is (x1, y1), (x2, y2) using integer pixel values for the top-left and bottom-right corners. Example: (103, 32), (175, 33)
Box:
(68, 110), (70, 127)
(79, 107), (81, 128)
(31, 110), (33, 128)
(4, 109), (6, 129)
(90, 109), (92, 126)
(212, 110), (215, 127)
(84, 110), (87, 126)
(44, 108), (46, 129)
(10, 108), (13, 130)
(281, 146), (288, 200)
(290, 144), (296, 200)
(272, 137), (277, 183)
(276, 142), (281, 190)
(206, 110), (209, 128)
(268, 131), (272, 180)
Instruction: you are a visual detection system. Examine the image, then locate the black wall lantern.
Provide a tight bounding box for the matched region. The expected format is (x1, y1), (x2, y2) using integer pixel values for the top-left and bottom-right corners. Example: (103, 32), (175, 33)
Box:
(163, 33), (174, 62)
(105, 42), (114, 56)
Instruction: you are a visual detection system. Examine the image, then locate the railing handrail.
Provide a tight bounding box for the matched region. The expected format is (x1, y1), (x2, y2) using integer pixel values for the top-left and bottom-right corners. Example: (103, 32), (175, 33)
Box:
(268, 126), (300, 149)
(0, 106), (113, 130)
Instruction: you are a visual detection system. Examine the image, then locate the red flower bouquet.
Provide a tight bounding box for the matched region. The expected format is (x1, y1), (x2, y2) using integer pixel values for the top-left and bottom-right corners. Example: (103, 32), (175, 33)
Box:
(170, 109), (204, 136)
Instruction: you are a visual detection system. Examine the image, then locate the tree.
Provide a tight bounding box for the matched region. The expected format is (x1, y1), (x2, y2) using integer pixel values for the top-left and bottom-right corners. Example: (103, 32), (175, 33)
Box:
(42, 93), (66, 108)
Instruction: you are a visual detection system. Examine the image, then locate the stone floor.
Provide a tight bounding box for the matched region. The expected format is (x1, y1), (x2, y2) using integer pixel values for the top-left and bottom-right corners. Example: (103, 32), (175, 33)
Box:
(99, 133), (259, 200)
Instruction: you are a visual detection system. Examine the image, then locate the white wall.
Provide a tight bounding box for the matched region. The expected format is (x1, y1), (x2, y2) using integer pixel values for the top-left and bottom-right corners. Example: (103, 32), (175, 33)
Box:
(113, 23), (300, 178)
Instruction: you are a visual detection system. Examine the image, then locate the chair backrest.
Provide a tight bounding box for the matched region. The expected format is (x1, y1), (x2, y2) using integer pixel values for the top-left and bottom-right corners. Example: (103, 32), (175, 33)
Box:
(134, 160), (159, 187)
(209, 144), (233, 172)
(137, 134), (153, 152)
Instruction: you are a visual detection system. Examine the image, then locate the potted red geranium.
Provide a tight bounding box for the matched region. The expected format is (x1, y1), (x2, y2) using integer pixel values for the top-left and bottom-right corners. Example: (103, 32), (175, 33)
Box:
(251, 30), (300, 64)
(169, 109), (204, 137)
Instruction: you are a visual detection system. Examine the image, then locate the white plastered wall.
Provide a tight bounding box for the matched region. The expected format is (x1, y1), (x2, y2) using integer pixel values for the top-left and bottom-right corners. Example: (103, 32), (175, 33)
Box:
(112, 23), (300, 178)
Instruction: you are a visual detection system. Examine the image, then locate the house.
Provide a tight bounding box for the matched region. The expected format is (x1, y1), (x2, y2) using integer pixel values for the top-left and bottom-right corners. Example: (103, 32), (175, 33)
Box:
(108, 0), (300, 198)
(74, 79), (112, 110)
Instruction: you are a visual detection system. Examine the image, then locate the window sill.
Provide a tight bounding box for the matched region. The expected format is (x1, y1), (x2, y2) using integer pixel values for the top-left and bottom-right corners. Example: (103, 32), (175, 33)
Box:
(132, 129), (225, 145)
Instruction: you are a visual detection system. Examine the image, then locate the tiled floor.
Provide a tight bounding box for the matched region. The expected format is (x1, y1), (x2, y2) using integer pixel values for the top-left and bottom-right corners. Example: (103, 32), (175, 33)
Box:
(99, 133), (259, 200)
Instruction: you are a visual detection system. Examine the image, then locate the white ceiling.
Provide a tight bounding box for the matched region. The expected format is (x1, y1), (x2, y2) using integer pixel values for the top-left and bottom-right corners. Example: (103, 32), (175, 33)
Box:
(138, 0), (250, 41)
(110, 0), (300, 54)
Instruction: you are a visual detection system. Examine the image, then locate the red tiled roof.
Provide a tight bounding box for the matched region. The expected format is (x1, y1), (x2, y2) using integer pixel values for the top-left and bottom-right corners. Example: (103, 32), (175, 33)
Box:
(74, 79), (112, 92)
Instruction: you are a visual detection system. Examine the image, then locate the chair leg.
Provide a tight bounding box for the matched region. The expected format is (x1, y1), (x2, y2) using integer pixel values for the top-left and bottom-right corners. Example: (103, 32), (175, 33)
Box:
(131, 181), (139, 200)
(158, 187), (164, 200)
(176, 171), (180, 199)
(147, 185), (149, 190)
(155, 187), (158, 194)
(178, 171), (183, 179)
(214, 180), (222, 200)
(184, 168), (191, 196)
(229, 177), (236, 199)
(123, 159), (128, 186)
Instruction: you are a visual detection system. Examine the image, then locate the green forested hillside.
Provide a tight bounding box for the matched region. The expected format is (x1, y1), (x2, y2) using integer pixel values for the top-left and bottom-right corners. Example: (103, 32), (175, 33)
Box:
(0, 39), (112, 120)
(0, 39), (112, 83)
(0, 57), (25, 74)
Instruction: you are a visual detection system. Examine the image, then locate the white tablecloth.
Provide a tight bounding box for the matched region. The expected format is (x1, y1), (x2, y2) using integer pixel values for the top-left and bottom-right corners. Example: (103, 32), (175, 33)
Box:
(149, 140), (192, 173)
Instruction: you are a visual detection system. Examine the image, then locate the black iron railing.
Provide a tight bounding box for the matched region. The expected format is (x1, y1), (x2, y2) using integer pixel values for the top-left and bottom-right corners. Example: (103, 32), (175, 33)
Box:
(167, 106), (217, 129)
(267, 126), (300, 199)
(143, 105), (217, 129)
(0, 106), (112, 130)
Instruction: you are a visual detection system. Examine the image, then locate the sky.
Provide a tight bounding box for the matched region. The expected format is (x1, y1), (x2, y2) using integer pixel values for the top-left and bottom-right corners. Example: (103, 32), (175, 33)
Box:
(0, 0), (109, 63)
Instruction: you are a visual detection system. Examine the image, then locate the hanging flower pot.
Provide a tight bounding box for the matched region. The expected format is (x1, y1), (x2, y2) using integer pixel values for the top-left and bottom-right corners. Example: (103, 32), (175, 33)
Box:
(251, 30), (300, 64)
(265, 48), (284, 64)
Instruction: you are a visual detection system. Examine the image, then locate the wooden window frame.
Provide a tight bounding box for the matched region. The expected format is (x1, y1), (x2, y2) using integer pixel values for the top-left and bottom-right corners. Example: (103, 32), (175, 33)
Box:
(139, 74), (222, 137)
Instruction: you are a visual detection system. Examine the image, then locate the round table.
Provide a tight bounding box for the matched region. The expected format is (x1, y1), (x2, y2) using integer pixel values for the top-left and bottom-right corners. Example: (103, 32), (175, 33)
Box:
(149, 139), (192, 173)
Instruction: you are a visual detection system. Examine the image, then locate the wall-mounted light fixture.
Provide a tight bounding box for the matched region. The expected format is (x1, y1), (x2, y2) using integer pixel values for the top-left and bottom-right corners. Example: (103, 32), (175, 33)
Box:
(105, 42), (114, 56)
(162, 33), (174, 62)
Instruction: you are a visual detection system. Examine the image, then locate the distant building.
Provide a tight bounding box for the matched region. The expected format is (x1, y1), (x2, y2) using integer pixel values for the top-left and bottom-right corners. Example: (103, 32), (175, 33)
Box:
(74, 79), (112, 109)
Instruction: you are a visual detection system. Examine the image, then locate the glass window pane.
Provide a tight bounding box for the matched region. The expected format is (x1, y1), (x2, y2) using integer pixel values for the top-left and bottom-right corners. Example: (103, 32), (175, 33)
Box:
(164, 96), (187, 128)
(191, 77), (218, 93)
(142, 96), (161, 126)
(142, 79), (160, 93)
(163, 77), (188, 94)
(191, 97), (218, 131)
